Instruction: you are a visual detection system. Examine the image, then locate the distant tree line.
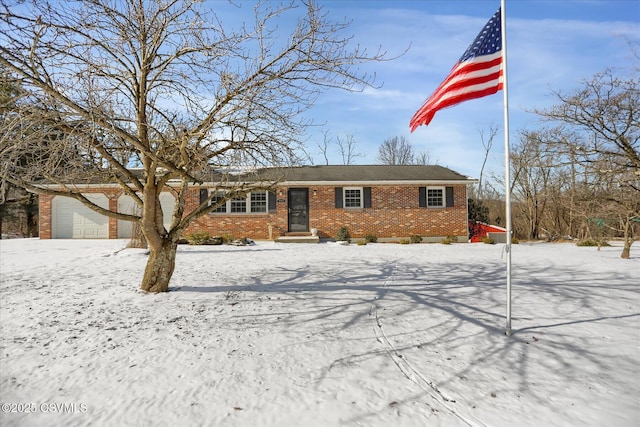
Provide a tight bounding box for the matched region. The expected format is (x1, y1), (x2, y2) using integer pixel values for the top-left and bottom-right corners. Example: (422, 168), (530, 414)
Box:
(476, 69), (639, 258)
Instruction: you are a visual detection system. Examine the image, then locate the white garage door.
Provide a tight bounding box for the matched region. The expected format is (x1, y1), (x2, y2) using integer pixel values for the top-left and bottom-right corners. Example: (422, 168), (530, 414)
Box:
(117, 193), (175, 238)
(52, 194), (109, 239)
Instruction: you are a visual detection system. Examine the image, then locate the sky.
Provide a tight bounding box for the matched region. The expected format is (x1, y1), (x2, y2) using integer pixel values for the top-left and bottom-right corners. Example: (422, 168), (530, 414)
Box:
(212, 0), (640, 179)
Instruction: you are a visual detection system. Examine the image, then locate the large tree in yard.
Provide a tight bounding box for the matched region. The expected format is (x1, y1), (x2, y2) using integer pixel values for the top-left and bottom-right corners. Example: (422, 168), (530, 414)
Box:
(0, 0), (387, 291)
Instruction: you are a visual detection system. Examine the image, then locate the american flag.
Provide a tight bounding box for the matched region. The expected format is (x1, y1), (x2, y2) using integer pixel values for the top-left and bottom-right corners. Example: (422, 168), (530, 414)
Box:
(410, 8), (503, 132)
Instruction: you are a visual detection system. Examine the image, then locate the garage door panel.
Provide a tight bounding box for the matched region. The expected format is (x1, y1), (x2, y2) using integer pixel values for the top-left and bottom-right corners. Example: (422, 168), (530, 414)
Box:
(53, 194), (109, 239)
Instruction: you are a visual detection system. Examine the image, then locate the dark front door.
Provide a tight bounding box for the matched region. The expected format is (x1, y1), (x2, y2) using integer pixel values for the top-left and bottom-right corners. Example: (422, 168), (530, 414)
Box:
(288, 188), (309, 232)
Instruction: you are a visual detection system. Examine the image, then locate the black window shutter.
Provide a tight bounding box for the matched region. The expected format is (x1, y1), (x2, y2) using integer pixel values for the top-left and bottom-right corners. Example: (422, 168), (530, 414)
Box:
(363, 187), (372, 208)
(335, 187), (343, 208)
(268, 191), (277, 212)
(199, 188), (208, 205)
(419, 187), (427, 208)
(446, 186), (454, 207)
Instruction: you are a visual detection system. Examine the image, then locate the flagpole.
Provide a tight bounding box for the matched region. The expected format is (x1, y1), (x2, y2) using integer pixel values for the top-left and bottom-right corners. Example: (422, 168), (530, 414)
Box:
(500, 0), (513, 336)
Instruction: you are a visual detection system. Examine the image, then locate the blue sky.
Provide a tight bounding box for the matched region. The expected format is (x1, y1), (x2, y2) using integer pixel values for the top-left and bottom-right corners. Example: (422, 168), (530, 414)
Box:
(212, 0), (639, 178)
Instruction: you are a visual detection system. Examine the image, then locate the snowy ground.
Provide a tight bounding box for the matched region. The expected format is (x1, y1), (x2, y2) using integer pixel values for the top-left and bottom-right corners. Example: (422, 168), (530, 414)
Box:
(0, 238), (638, 427)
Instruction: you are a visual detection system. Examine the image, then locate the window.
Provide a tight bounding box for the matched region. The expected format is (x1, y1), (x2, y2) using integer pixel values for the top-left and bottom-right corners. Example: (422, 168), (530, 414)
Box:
(230, 197), (247, 213)
(344, 187), (362, 208)
(250, 191), (267, 213)
(427, 187), (444, 207)
(335, 187), (371, 209)
(419, 186), (454, 208)
(212, 191), (227, 213)
(210, 190), (269, 214)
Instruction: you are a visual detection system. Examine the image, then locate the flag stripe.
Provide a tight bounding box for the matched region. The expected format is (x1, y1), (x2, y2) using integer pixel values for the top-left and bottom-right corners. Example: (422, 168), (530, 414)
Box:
(412, 82), (504, 131)
(434, 53), (503, 92)
(410, 56), (503, 131)
(421, 63), (503, 110)
(412, 67), (503, 124)
(410, 8), (503, 131)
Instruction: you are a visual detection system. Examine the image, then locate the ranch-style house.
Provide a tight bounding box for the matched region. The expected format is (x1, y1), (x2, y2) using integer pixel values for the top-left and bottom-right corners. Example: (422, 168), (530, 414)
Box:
(38, 165), (476, 242)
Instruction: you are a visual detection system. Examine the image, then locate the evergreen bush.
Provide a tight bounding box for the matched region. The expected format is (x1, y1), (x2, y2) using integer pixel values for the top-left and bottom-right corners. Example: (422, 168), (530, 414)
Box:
(336, 226), (350, 242)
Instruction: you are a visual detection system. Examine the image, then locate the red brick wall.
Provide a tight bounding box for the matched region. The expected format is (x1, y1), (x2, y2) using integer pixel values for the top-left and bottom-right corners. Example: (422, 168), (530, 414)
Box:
(39, 195), (53, 239)
(40, 184), (469, 241)
(183, 184), (469, 241)
(304, 185), (468, 240)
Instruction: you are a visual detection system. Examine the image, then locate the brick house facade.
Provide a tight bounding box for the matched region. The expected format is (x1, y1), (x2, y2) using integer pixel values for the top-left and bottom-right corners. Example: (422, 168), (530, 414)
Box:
(39, 165), (475, 242)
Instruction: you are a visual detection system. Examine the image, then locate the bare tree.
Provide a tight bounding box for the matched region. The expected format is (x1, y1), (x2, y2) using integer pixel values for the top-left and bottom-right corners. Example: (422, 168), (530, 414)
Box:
(317, 129), (332, 166)
(534, 69), (639, 257)
(535, 69), (639, 182)
(468, 126), (496, 240)
(336, 133), (363, 165)
(477, 125), (497, 200)
(0, 65), (39, 237)
(376, 136), (415, 165)
(511, 132), (555, 240)
(414, 150), (432, 165)
(315, 130), (363, 165)
(0, 0), (388, 291)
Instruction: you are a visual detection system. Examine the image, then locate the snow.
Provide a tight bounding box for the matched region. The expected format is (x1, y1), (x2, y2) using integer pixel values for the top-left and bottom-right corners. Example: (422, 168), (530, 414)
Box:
(1, 238), (639, 427)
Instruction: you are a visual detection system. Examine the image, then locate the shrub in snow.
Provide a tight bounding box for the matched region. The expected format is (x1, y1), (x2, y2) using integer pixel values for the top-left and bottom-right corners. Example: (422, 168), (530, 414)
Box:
(187, 231), (211, 245)
(577, 239), (610, 247)
(336, 226), (350, 242)
(187, 232), (224, 245)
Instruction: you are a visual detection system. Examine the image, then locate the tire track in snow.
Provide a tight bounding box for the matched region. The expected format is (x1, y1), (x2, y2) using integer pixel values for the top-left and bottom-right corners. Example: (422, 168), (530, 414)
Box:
(369, 252), (487, 427)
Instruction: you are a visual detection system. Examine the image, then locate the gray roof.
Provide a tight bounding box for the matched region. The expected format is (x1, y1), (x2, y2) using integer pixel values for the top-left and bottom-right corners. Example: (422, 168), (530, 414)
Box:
(39, 165), (474, 187)
(243, 165), (474, 184)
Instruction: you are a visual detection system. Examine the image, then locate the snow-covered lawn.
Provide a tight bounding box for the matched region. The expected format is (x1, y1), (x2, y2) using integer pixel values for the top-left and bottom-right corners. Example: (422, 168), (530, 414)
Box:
(0, 239), (638, 427)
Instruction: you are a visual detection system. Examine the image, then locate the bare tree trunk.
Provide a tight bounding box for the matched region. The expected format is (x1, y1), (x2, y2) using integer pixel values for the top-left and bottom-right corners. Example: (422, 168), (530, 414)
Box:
(621, 240), (632, 259)
(621, 219), (632, 259)
(140, 239), (178, 293)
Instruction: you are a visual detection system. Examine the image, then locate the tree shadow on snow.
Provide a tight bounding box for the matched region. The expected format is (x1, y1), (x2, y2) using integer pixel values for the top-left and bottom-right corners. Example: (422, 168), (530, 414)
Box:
(175, 253), (640, 411)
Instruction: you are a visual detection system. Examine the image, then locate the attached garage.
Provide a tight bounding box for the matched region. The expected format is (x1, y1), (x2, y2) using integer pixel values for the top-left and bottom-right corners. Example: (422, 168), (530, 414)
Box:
(52, 194), (109, 239)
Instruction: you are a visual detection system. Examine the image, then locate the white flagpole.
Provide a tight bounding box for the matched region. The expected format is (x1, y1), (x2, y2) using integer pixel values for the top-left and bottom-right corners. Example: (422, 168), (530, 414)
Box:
(501, 0), (513, 336)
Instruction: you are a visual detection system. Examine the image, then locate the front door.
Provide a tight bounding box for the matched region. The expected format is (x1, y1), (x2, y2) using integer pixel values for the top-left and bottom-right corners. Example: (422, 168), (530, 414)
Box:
(288, 188), (309, 232)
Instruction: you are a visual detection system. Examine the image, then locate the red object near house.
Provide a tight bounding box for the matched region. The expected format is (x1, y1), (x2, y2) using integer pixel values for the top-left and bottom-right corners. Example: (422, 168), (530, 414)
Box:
(469, 221), (507, 243)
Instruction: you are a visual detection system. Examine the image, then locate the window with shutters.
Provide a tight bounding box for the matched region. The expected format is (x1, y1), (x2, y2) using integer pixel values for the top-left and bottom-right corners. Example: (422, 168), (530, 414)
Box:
(427, 187), (444, 208)
(335, 186), (371, 209)
(420, 186), (452, 208)
(344, 187), (362, 208)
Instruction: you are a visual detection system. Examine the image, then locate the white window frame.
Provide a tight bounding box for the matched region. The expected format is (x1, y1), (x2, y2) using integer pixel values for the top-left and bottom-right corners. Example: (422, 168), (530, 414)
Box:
(210, 190), (269, 214)
(343, 187), (363, 209)
(426, 186), (445, 208)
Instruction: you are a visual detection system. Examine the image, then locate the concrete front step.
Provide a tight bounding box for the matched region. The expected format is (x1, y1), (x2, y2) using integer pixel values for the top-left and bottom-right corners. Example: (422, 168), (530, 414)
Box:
(274, 235), (320, 244)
